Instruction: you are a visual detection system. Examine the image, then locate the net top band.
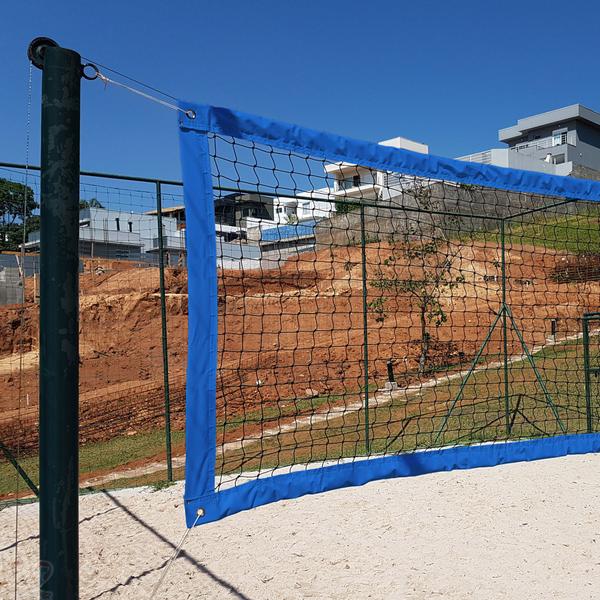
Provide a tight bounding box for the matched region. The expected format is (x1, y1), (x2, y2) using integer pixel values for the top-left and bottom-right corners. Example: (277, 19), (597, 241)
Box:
(178, 101), (600, 203)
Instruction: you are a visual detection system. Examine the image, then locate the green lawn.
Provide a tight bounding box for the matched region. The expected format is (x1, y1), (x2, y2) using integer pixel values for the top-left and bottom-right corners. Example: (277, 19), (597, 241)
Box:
(218, 337), (598, 475)
(4, 334), (596, 500)
(0, 392), (366, 500)
(467, 211), (600, 254)
(1, 429), (185, 499)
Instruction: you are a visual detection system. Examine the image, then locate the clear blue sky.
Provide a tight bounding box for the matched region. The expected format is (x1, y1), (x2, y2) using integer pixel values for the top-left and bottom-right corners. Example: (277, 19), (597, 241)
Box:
(2, 0), (600, 182)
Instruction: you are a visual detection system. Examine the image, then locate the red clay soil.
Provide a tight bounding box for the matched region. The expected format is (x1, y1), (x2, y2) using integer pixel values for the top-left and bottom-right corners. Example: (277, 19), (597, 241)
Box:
(1, 242), (599, 459)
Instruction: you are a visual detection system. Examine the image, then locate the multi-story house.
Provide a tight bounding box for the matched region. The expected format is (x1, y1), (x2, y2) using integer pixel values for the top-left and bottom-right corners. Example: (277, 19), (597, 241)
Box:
(25, 207), (184, 263)
(324, 136), (429, 201)
(459, 104), (600, 180)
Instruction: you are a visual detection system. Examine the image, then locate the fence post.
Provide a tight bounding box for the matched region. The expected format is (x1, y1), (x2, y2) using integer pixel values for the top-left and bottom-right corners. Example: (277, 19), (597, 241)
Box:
(35, 39), (81, 600)
(501, 219), (510, 434)
(582, 316), (593, 433)
(156, 181), (173, 481)
(360, 205), (370, 453)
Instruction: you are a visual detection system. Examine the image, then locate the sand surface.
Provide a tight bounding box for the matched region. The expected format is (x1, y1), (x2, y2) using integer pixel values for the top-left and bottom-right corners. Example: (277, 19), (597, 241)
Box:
(2, 454), (600, 599)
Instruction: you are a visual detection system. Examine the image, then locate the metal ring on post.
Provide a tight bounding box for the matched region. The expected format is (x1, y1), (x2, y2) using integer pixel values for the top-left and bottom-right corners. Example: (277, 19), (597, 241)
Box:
(81, 63), (100, 81)
(185, 109), (196, 120)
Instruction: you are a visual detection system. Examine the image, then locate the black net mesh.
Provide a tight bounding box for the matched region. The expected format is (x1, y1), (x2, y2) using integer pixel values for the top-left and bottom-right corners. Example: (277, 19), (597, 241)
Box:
(206, 134), (600, 492)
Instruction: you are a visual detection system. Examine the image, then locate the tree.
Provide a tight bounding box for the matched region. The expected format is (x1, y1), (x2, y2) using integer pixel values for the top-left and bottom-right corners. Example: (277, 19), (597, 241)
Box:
(370, 241), (464, 374)
(368, 182), (463, 374)
(0, 178), (37, 252)
(335, 200), (359, 214)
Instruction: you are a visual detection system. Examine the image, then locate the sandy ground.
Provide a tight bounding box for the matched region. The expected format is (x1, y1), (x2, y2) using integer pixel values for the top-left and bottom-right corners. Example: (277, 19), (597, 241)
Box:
(1, 454), (600, 599)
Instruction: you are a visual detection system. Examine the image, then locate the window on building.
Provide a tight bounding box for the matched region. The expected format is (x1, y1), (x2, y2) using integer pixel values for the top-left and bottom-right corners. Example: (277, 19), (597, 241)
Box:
(337, 175), (362, 190)
(277, 207), (283, 213)
(115, 217), (120, 231)
(128, 221), (133, 233)
(552, 130), (568, 147)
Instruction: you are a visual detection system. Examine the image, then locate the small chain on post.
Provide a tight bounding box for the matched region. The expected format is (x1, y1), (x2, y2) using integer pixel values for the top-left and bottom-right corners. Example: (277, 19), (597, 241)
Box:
(13, 58), (33, 600)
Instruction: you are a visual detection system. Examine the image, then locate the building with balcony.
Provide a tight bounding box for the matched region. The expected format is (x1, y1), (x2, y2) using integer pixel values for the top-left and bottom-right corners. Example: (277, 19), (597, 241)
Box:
(214, 192), (275, 228)
(24, 207), (185, 264)
(458, 104), (600, 179)
(325, 136), (429, 201)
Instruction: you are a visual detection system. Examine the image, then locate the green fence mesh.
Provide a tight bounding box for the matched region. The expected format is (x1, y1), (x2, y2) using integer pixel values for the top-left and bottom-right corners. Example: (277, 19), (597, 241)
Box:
(0, 165), (186, 499)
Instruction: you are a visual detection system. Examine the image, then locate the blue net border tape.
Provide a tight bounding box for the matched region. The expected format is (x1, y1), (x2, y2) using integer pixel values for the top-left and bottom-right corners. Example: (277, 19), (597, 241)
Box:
(178, 101), (600, 204)
(184, 433), (600, 527)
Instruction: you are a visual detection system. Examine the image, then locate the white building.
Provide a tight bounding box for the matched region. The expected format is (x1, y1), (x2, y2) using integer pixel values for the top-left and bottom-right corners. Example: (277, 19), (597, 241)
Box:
(25, 207), (184, 263)
(272, 188), (337, 224)
(324, 136), (430, 202)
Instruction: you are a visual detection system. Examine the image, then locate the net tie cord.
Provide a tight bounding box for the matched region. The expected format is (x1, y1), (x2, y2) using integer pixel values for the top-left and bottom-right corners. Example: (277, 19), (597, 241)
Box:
(83, 63), (196, 120)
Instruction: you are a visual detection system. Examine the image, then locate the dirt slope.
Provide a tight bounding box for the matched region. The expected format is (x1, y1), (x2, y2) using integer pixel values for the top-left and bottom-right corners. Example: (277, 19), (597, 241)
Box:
(1, 242), (599, 453)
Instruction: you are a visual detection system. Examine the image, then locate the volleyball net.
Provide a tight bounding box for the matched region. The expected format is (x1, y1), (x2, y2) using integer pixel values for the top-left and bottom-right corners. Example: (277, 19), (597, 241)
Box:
(178, 103), (600, 526)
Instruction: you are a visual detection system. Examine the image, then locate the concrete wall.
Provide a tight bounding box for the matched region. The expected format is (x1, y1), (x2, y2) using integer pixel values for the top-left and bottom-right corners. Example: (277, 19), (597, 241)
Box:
(218, 240), (262, 270)
(573, 122), (600, 172)
(0, 254), (40, 276)
(571, 164), (600, 182)
(314, 183), (589, 248)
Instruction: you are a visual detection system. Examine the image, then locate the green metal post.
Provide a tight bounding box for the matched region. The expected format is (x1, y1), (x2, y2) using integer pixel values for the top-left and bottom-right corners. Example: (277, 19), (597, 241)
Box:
(156, 181), (173, 480)
(505, 306), (566, 433)
(501, 220), (510, 435)
(38, 44), (81, 600)
(433, 308), (504, 444)
(360, 206), (370, 453)
(583, 316), (593, 433)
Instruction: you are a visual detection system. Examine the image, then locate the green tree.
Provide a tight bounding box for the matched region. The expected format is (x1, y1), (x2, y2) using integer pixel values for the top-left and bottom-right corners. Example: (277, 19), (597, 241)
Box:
(368, 182), (463, 374)
(0, 178), (37, 252)
(335, 200), (360, 214)
(370, 241), (464, 374)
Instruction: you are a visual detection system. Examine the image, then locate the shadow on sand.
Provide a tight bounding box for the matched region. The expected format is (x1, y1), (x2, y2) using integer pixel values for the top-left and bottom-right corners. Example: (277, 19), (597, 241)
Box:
(88, 490), (252, 600)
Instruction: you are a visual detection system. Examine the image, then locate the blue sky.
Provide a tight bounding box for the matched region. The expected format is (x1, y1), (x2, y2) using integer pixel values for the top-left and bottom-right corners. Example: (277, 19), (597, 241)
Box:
(2, 0), (600, 181)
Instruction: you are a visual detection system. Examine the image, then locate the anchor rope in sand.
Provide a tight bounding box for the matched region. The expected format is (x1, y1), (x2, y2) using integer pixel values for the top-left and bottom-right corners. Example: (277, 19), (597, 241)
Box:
(149, 509), (204, 599)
